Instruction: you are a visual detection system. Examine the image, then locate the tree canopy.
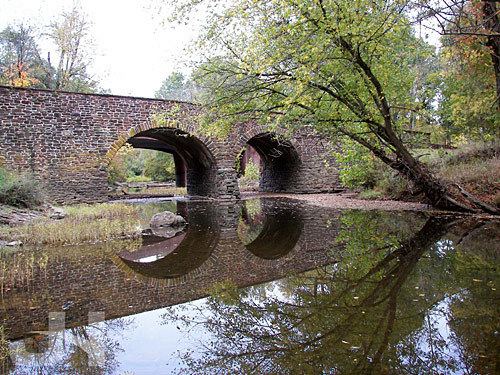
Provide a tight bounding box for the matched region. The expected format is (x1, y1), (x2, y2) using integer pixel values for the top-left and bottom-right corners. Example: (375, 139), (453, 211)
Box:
(0, 6), (101, 93)
(155, 71), (196, 101)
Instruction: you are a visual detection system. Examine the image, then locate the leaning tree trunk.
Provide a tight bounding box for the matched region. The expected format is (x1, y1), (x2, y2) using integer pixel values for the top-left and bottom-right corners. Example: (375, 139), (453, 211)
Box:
(384, 135), (498, 214)
(343, 127), (497, 214)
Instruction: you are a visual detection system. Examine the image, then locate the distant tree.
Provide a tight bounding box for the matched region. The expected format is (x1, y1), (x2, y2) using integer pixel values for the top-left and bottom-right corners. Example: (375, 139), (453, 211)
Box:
(413, 0), (500, 109)
(438, 30), (499, 141)
(46, 6), (99, 92)
(155, 71), (196, 101)
(0, 24), (47, 87)
(0, 6), (103, 93)
(143, 151), (176, 181)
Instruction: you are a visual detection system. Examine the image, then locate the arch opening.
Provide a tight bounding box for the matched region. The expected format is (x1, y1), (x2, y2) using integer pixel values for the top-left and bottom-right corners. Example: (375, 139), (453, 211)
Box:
(236, 132), (300, 193)
(238, 199), (303, 260)
(117, 201), (220, 281)
(108, 128), (218, 197)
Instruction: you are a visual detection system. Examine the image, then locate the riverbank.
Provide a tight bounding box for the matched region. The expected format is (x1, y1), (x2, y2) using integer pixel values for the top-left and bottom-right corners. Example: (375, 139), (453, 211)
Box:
(241, 192), (433, 211)
(0, 203), (141, 247)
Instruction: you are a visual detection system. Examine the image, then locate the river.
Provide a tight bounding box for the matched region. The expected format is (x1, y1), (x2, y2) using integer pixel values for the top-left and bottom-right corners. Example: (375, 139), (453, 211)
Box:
(1, 198), (498, 374)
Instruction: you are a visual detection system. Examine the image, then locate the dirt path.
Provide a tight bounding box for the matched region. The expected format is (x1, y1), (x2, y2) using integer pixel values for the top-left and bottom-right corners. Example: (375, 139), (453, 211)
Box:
(241, 192), (433, 211)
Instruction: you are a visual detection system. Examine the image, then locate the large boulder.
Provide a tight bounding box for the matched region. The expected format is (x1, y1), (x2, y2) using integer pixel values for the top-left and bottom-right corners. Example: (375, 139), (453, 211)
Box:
(149, 211), (187, 238)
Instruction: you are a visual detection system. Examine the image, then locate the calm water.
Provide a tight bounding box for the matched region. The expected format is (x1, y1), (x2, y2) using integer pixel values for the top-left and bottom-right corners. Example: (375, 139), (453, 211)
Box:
(0, 198), (498, 374)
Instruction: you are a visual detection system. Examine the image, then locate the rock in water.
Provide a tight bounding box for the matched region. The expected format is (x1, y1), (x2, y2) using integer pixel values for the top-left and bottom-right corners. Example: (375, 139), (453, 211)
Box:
(150, 211), (186, 227)
(149, 211), (187, 238)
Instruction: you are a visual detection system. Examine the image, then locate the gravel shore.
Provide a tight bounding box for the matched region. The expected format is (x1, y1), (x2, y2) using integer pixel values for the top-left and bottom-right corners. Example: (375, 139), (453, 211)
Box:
(241, 192), (432, 211)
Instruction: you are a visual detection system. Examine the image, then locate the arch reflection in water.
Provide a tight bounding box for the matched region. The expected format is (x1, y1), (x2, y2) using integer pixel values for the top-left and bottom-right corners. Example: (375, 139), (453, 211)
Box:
(117, 202), (220, 281)
(238, 198), (304, 260)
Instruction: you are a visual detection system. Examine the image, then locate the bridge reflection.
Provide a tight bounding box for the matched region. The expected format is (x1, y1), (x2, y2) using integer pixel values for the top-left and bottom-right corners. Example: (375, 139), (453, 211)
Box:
(0, 198), (341, 341)
(117, 202), (220, 280)
(239, 199), (303, 260)
(117, 199), (304, 281)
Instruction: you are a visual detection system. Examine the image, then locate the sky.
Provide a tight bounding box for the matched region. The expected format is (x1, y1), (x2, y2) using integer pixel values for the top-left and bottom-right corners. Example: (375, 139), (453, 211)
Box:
(0, 0), (200, 97)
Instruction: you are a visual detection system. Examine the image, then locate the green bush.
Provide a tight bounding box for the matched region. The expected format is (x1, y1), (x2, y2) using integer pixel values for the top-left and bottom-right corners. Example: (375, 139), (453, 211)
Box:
(244, 160), (260, 181)
(144, 152), (176, 182)
(0, 168), (44, 208)
(108, 159), (128, 184)
(127, 175), (152, 183)
(333, 139), (377, 189)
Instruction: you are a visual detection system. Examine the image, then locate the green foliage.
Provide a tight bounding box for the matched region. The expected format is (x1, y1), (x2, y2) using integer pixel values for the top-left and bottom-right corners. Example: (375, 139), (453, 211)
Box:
(155, 71), (196, 101)
(438, 30), (499, 141)
(108, 154), (129, 184)
(144, 151), (176, 182)
(334, 138), (376, 189)
(243, 160), (260, 181)
(0, 167), (44, 208)
(0, 167), (7, 189)
(175, 0), (428, 139)
(108, 146), (176, 184)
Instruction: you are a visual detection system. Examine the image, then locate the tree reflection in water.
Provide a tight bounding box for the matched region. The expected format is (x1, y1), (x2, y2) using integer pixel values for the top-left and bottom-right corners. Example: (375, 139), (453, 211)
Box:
(6, 318), (133, 375)
(164, 212), (499, 374)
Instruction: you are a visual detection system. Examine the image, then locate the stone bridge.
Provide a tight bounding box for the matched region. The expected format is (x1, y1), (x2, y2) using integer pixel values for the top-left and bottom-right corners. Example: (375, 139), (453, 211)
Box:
(0, 86), (340, 203)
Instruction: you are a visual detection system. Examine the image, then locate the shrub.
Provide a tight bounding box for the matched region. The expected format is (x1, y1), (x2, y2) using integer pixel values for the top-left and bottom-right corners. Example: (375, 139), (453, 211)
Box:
(108, 158), (129, 184)
(127, 175), (152, 183)
(244, 160), (260, 181)
(334, 139), (377, 189)
(0, 168), (44, 208)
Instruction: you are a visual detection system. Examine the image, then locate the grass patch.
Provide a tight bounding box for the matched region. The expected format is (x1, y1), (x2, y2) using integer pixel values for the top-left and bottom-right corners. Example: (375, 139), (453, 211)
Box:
(356, 142), (499, 204)
(124, 186), (187, 196)
(0, 203), (141, 246)
(437, 157), (500, 198)
(0, 167), (44, 208)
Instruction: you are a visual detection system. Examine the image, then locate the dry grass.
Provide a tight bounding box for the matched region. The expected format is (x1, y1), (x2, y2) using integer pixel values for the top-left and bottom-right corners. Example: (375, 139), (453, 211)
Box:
(0, 325), (10, 373)
(0, 203), (141, 246)
(437, 157), (500, 203)
(119, 186), (187, 197)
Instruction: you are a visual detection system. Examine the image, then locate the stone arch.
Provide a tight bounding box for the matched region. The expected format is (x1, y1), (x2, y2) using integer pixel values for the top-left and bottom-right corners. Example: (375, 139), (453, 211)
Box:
(232, 126), (301, 192)
(116, 201), (221, 285)
(105, 123), (219, 197)
(238, 198), (303, 260)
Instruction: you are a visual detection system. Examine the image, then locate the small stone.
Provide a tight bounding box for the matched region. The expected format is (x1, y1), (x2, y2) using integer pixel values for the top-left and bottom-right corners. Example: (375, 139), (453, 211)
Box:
(49, 207), (66, 220)
(150, 211), (186, 228)
(7, 240), (22, 247)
